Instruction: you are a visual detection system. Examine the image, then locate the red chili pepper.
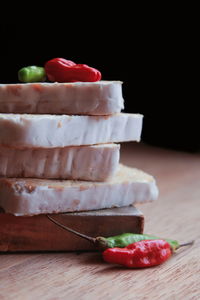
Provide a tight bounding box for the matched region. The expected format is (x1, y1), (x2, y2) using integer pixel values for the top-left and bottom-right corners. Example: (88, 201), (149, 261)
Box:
(45, 58), (101, 82)
(103, 240), (172, 268)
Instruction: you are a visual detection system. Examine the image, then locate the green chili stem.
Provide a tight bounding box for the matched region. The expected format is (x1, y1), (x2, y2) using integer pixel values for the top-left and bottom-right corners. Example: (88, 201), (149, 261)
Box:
(177, 240), (194, 249)
(46, 214), (96, 244)
(46, 215), (195, 251)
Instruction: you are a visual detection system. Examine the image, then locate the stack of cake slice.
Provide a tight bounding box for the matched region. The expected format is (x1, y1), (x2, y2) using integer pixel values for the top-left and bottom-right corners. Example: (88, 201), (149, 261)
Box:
(0, 81), (158, 217)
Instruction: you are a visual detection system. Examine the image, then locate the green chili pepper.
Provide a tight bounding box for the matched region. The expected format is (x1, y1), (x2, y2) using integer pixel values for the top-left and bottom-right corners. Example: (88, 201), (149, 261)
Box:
(46, 215), (180, 251)
(18, 66), (46, 83)
(97, 233), (179, 251)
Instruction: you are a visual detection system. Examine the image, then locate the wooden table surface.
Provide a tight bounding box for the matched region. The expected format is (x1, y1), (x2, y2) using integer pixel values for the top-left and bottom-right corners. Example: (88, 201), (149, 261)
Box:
(0, 142), (200, 300)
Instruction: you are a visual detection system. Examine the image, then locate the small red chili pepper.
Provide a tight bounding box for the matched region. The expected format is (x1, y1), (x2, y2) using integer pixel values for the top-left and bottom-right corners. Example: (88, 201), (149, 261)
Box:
(46, 215), (194, 269)
(45, 58), (101, 82)
(103, 239), (192, 268)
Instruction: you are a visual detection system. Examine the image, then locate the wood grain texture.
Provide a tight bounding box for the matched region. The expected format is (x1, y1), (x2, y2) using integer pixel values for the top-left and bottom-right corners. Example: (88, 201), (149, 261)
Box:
(0, 142), (199, 300)
(0, 207), (144, 252)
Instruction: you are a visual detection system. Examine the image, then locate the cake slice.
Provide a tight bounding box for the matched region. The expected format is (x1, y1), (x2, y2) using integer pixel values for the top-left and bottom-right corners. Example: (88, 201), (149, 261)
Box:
(0, 164), (159, 216)
(0, 81), (124, 115)
(0, 144), (120, 181)
(0, 113), (143, 148)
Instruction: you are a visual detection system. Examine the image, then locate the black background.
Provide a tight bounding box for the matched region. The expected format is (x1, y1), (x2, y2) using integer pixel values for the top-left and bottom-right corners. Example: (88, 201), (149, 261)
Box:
(0, 16), (198, 151)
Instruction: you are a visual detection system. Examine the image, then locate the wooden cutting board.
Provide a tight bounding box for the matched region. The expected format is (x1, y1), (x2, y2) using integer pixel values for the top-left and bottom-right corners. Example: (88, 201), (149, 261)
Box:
(0, 206), (144, 252)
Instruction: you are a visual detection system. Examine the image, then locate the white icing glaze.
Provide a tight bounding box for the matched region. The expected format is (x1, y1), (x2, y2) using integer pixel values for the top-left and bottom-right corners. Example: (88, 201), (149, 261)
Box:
(0, 113), (143, 148)
(0, 144), (120, 180)
(0, 164), (159, 216)
(0, 81), (124, 115)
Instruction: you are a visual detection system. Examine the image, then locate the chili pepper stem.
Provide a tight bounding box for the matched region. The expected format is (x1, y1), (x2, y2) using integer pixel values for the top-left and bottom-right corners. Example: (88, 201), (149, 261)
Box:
(176, 240), (194, 249)
(47, 215), (194, 252)
(46, 214), (96, 244)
